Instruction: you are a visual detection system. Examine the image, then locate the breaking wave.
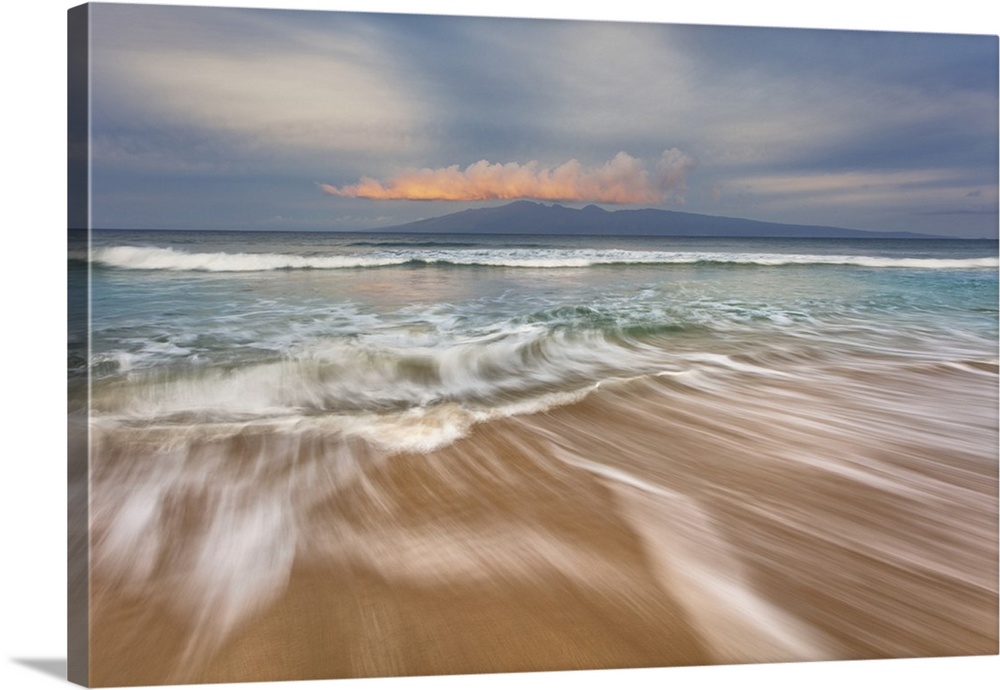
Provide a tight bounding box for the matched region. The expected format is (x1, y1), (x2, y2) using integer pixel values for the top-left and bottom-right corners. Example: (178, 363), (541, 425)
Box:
(89, 245), (1000, 272)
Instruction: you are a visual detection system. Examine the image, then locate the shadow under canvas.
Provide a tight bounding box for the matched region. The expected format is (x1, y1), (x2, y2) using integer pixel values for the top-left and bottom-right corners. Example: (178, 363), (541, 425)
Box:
(12, 658), (68, 681)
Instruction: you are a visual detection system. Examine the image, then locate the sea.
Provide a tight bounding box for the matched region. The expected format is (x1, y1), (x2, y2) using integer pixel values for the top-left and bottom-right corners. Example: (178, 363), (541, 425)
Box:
(67, 229), (999, 681)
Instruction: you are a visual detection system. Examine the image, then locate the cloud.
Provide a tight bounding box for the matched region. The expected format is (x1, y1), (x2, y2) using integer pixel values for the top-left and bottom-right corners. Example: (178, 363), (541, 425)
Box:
(716, 167), (998, 233)
(90, 6), (430, 159)
(321, 150), (696, 204)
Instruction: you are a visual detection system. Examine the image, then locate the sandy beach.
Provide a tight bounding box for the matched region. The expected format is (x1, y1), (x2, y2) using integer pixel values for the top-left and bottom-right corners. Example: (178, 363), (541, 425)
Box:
(84, 360), (999, 686)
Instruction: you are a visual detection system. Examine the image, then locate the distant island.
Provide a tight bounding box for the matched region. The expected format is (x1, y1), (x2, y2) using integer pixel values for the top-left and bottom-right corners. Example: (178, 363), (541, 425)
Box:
(370, 200), (943, 239)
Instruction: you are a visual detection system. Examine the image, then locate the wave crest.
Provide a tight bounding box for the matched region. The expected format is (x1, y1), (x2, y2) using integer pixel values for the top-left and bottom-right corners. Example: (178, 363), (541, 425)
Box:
(89, 245), (1000, 272)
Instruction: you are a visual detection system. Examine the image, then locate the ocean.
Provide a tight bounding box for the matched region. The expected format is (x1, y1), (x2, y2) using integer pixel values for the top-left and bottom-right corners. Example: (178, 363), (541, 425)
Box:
(68, 229), (999, 684)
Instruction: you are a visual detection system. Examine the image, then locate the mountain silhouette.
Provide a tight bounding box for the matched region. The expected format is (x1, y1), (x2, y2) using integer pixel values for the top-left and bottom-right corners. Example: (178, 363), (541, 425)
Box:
(371, 200), (940, 238)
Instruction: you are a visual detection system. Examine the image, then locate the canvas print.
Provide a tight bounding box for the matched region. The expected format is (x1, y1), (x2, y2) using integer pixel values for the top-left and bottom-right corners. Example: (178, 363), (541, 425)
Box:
(67, 2), (999, 687)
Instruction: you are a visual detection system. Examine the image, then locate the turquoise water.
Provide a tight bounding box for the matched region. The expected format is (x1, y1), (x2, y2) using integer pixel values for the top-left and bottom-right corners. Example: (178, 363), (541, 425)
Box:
(71, 231), (997, 424)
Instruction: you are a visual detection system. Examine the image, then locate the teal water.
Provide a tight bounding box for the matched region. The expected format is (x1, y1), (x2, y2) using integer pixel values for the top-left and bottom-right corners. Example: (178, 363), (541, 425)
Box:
(69, 230), (999, 462)
(73, 231), (998, 420)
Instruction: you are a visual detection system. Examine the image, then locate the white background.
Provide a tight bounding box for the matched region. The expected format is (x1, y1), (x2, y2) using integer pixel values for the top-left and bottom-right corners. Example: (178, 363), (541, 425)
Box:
(2, 1), (997, 689)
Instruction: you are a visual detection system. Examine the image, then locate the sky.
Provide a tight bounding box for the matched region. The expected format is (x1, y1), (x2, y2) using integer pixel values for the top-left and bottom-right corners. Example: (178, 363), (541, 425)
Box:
(81, 2), (999, 237)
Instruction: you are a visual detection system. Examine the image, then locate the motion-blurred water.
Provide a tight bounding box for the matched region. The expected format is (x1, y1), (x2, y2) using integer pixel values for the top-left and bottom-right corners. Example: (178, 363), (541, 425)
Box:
(70, 230), (998, 682)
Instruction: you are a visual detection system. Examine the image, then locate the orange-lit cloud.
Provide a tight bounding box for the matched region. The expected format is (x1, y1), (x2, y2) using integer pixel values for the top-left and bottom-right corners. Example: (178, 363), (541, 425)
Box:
(320, 150), (697, 204)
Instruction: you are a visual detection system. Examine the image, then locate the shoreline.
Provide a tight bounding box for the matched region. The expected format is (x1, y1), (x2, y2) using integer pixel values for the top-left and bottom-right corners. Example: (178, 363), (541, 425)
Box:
(86, 359), (998, 686)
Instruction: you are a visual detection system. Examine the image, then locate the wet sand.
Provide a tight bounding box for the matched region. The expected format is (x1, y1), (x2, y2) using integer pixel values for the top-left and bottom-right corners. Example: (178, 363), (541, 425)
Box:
(90, 417), (716, 686)
(86, 361), (999, 686)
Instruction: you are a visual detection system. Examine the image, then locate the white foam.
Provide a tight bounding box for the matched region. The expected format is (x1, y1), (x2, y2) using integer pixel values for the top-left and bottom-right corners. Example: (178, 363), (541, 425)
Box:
(90, 244), (999, 272)
(550, 448), (834, 663)
(91, 245), (410, 271)
(88, 328), (639, 441)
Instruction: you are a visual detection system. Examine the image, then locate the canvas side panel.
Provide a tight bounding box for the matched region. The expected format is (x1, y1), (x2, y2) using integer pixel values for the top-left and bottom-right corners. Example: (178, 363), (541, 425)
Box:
(67, 4), (90, 687)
